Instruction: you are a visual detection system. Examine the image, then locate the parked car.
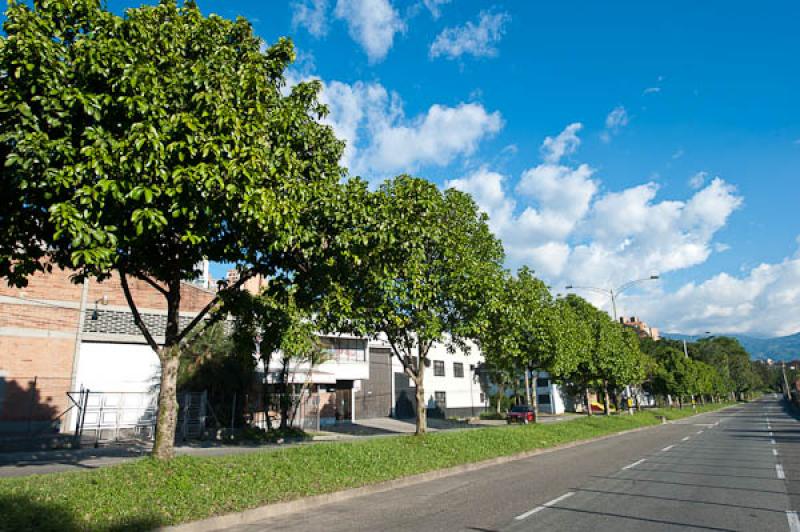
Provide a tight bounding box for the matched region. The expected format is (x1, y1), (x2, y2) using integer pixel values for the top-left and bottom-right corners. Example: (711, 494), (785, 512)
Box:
(506, 405), (536, 424)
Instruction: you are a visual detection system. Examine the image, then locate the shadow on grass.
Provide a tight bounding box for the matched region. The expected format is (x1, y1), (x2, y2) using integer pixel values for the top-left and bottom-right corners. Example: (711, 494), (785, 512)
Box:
(0, 494), (163, 532)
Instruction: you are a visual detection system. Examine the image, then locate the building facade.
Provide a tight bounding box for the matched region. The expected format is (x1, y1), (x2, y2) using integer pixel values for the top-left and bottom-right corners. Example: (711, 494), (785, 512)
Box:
(0, 267), (215, 434)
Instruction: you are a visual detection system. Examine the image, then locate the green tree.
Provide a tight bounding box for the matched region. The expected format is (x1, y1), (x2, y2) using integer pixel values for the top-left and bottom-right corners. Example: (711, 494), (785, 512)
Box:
(0, 0), (349, 458)
(478, 269), (584, 420)
(341, 176), (505, 434)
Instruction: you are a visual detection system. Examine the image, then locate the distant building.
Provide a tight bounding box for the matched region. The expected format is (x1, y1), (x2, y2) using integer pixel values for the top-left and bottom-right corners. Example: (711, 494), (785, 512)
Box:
(620, 315), (660, 341)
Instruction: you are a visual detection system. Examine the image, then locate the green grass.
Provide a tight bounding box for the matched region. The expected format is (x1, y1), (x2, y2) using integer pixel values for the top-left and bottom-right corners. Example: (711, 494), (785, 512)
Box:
(0, 403), (733, 531)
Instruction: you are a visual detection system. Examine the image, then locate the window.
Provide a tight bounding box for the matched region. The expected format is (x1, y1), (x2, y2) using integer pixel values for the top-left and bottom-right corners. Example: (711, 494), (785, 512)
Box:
(433, 360), (445, 376)
(319, 337), (367, 362)
(537, 394), (552, 405)
(538, 377), (550, 388)
(453, 362), (464, 378)
(434, 391), (447, 407)
(479, 392), (485, 403)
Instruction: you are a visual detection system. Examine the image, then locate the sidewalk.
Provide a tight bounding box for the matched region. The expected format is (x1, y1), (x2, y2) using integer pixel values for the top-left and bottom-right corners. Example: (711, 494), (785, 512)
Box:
(0, 413), (586, 478)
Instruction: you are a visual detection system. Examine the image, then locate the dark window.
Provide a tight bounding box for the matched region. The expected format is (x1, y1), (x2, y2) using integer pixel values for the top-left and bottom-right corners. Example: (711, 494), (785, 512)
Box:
(479, 392), (485, 403)
(434, 391), (447, 407)
(433, 360), (445, 377)
(453, 362), (464, 378)
(537, 394), (551, 405)
(538, 377), (550, 388)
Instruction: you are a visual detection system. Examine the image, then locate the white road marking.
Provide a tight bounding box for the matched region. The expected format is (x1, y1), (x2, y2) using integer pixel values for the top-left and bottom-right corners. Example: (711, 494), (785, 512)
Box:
(773, 449), (779, 456)
(771, 439), (777, 445)
(787, 511), (800, 532)
(696, 430), (704, 435)
(681, 436), (691, 441)
(515, 492), (575, 520)
(622, 458), (647, 470)
(777, 464), (785, 480)
(661, 445), (675, 452)
(769, 431), (774, 437)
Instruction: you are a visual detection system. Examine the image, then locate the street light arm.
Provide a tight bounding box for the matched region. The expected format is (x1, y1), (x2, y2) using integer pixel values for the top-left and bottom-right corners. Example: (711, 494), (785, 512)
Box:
(614, 275), (660, 296)
(564, 285), (612, 297)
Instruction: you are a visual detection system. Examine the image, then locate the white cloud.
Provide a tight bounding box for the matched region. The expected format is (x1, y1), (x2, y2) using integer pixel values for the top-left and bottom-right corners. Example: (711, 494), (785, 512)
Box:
(600, 106), (629, 143)
(672, 149), (685, 160)
(422, 0), (451, 18)
(429, 11), (510, 60)
(291, 0), (330, 37)
(540, 122), (582, 163)
(334, 0), (405, 63)
(643, 87), (661, 95)
(625, 252), (800, 337)
(689, 171), (707, 189)
(447, 123), (759, 333)
(289, 74), (502, 178)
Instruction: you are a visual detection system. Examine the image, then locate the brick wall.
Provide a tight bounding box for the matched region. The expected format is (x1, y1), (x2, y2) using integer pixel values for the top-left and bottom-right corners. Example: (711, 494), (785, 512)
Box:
(0, 267), (216, 430)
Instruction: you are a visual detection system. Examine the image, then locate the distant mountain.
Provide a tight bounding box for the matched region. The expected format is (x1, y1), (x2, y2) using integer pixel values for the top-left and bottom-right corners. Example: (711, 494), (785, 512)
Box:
(662, 332), (800, 362)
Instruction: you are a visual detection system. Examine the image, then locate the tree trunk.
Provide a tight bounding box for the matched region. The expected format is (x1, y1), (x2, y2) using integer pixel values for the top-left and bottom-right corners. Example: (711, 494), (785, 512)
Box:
(524, 369), (532, 406)
(496, 383), (505, 414)
(530, 370), (538, 422)
(153, 348), (180, 460)
(585, 387), (593, 416)
(602, 380), (611, 416)
(415, 352), (427, 435)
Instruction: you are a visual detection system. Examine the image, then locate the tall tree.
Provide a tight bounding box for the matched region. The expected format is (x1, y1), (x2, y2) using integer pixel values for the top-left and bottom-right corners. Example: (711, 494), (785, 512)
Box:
(0, 0), (350, 458)
(340, 176), (505, 434)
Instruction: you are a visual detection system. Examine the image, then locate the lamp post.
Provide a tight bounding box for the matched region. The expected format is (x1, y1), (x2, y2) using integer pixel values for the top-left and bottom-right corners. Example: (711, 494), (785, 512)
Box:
(565, 275), (660, 322)
(565, 275), (660, 414)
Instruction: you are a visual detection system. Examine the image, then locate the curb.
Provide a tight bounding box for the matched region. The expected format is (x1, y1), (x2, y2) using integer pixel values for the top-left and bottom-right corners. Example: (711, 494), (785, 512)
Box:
(162, 406), (734, 532)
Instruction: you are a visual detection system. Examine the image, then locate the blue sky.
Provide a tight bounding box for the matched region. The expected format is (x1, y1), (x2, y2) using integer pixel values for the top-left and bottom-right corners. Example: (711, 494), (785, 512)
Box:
(19, 1), (800, 337)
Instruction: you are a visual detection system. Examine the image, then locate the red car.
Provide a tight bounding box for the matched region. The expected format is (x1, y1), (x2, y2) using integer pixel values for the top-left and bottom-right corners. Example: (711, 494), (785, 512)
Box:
(506, 405), (536, 424)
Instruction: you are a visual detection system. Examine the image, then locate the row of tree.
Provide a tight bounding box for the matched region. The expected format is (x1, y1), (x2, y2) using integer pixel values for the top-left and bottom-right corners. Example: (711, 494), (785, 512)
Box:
(0, 1), (770, 461)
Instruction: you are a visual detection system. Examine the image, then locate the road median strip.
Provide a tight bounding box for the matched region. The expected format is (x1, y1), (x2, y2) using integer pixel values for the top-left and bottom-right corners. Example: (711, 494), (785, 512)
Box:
(0, 403), (736, 532)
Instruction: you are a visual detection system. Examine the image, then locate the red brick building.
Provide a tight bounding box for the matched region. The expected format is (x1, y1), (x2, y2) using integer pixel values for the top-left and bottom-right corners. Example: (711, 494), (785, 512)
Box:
(0, 267), (215, 433)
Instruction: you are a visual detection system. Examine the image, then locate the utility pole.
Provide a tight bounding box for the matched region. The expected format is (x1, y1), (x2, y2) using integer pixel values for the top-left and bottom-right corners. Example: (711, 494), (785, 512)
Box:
(782, 361), (791, 400)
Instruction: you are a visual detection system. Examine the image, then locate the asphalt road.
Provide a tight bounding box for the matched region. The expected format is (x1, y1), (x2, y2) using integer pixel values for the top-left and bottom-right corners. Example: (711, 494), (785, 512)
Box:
(227, 396), (800, 532)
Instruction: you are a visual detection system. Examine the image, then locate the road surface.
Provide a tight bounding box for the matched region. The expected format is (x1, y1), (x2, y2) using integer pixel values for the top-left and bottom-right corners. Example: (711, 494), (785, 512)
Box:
(226, 396), (800, 531)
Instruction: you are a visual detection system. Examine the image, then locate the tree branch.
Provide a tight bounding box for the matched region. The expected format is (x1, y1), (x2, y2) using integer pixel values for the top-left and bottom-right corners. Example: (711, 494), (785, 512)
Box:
(175, 268), (258, 344)
(119, 268), (160, 353)
(130, 270), (168, 296)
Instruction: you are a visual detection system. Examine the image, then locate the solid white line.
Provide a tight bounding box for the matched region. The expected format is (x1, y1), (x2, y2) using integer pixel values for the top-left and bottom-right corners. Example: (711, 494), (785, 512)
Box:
(682, 436), (691, 441)
(515, 492), (575, 521)
(787, 511), (800, 532)
(661, 445), (675, 452)
(622, 458), (647, 470)
(773, 449), (779, 456)
(777, 464), (785, 480)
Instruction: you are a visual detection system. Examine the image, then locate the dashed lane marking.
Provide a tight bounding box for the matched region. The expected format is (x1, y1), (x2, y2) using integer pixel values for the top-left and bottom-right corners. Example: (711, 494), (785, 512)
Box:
(661, 445), (674, 452)
(622, 458), (647, 470)
(515, 492), (575, 521)
(773, 449), (779, 456)
(682, 436), (691, 441)
(777, 464), (785, 480)
(787, 511), (800, 532)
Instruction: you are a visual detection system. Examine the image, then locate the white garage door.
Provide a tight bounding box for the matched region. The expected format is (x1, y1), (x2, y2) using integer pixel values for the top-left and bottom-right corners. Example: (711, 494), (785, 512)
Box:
(76, 342), (161, 393)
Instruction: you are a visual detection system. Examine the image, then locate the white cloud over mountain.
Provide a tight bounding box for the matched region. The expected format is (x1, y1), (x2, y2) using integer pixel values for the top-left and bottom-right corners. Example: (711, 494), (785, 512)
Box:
(430, 11), (511, 60)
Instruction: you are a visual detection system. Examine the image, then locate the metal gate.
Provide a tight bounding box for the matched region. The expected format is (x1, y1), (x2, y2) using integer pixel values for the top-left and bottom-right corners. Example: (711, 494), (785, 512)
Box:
(73, 390), (207, 446)
(76, 391), (158, 445)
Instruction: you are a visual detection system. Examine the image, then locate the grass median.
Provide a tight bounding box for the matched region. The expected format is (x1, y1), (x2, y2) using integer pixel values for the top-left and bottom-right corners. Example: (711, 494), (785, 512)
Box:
(0, 403), (734, 531)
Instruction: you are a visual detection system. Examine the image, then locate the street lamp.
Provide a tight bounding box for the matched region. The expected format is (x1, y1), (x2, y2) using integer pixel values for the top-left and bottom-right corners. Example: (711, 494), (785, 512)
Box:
(565, 275), (660, 414)
(565, 275), (659, 321)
